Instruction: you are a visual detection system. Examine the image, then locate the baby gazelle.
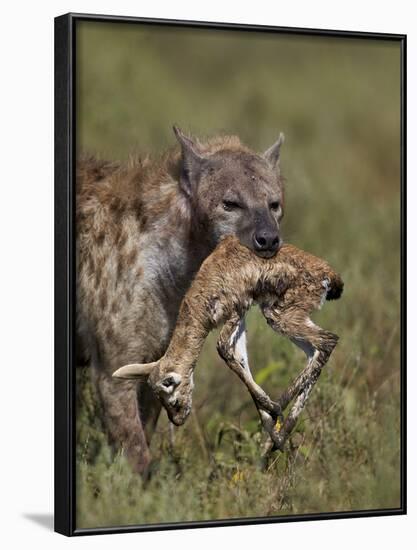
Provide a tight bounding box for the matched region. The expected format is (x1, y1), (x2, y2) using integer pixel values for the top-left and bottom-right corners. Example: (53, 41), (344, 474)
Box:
(113, 236), (343, 450)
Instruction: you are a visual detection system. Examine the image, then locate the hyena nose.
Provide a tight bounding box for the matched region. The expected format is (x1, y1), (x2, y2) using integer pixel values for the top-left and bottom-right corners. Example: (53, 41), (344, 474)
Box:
(253, 230), (280, 254)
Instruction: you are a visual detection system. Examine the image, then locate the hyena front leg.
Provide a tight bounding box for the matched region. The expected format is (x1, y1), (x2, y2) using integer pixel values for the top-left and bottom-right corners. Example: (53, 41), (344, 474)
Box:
(261, 307), (339, 450)
(92, 369), (151, 475)
(136, 382), (162, 445)
(216, 315), (283, 439)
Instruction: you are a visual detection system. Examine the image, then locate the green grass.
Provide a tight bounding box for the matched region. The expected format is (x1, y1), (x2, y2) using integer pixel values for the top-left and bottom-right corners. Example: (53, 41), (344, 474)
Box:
(75, 21), (402, 529)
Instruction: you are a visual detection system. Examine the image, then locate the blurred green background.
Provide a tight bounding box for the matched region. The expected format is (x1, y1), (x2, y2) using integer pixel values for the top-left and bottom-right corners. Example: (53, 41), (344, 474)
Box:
(75, 21), (402, 529)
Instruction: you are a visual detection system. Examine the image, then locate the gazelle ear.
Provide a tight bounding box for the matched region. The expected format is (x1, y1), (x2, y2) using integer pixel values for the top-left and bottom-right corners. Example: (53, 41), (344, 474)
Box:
(112, 361), (158, 380)
(173, 125), (205, 197)
(263, 133), (285, 169)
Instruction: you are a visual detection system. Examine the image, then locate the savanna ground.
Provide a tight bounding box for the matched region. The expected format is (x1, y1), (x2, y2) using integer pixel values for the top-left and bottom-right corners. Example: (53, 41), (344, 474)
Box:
(75, 22), (402, 529)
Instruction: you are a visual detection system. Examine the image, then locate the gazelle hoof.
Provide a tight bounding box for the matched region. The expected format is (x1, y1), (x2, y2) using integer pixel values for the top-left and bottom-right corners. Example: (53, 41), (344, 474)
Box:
(270, 401), (284, 423)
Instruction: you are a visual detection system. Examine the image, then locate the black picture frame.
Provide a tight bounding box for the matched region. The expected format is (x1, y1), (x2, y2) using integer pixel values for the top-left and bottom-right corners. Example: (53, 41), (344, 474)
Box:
(54, 12), (407, 537)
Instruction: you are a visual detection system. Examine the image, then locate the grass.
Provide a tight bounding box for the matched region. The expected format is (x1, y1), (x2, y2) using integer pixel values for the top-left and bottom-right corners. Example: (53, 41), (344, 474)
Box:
(75, 21), (402, 529)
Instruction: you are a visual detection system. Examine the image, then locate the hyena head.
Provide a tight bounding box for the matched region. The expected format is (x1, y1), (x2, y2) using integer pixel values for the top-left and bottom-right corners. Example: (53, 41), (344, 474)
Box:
(174, 126), (285, 258)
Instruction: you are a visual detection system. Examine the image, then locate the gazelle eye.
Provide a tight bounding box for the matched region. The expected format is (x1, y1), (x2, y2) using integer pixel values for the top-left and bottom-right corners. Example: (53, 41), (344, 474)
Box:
(223, 200), (240, 211)
(270, 201), (280, 211)
(162, 377), (175, 387)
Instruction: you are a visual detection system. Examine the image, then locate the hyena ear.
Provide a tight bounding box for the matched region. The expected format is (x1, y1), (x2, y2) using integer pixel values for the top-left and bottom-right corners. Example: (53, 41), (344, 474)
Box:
(263, 133), (285, 170)
(173, 125), (205, 197)
(112, 361), (158, 380)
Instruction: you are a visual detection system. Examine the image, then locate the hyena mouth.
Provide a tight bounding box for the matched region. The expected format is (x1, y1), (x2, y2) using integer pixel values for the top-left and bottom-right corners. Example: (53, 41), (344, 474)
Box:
(255, 243), (282, 259)
(256, 249), (279, 259)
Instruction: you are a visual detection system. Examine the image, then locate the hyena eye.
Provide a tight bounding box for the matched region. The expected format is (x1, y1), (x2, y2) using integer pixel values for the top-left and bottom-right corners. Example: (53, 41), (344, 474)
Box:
(223, 200), (241, 211)
(270, 201), (280, 211)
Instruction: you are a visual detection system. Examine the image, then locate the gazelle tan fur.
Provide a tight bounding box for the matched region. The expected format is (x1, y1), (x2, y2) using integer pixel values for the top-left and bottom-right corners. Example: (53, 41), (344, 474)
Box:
(113, 236), (343, 450)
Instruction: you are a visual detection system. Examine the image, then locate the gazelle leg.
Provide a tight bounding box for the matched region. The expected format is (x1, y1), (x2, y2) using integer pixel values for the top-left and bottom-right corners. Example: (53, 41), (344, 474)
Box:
(216, 315), (283, 439)
(278, 332), (338, 412)
(261, 307), (339, 450)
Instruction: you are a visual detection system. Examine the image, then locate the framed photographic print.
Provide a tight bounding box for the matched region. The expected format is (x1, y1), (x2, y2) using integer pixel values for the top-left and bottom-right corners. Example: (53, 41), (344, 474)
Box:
(54, 12), (406, 536)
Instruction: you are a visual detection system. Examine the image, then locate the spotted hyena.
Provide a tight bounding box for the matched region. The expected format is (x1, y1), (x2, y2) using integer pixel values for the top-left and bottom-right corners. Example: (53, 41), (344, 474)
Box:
(76, 126), (285, 474)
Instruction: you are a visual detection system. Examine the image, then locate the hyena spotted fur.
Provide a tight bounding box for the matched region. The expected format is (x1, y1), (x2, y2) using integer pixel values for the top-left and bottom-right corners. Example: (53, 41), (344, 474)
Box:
(76, 126), (285, 474)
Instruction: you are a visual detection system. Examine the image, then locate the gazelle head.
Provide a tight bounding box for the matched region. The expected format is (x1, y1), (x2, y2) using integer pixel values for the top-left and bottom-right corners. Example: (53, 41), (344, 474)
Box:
(112, 360), (194, 426)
